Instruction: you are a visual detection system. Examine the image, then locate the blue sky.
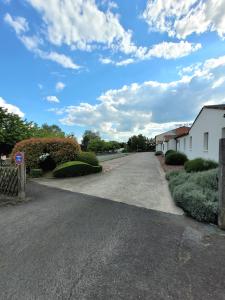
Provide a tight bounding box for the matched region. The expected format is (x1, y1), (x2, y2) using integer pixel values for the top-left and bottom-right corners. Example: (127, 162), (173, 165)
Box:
(1, 0), (225, 141)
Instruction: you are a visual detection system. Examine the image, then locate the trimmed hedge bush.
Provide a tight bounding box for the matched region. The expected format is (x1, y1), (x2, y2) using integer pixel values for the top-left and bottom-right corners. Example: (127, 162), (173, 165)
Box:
(165, 149), (176, 157)
(30, 169), (43, 178)
(167, 169), (218, 223)
(155, 151), (163, 156)
(53, 161), (102, 178)
(12, 138), (81, 169)
(184, 158), (218, 173)
(165, 152), (188, 165)
(76, 152), (99, 166)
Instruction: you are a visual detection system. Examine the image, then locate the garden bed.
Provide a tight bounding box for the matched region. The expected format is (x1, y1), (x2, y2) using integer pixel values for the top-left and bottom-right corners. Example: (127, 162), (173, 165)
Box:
(157, 155), (184, 173)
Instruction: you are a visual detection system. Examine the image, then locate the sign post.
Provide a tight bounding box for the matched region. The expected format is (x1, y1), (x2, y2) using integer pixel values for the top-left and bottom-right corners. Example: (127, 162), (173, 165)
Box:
(219, 139), (225, 229)
(15, 152), (26, 200)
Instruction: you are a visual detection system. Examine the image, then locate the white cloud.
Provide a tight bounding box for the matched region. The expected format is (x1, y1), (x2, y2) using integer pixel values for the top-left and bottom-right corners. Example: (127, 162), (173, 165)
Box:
(4, 13), (81, 70)
(56, 82), (66, 91)
(49, 54), (225, 140)
(0, 97), (25, 117)
(143, 0), (225, 39)
(46, 96), (60, 103)
(100, 41), (201, 66)
(4, 13), (29, 35)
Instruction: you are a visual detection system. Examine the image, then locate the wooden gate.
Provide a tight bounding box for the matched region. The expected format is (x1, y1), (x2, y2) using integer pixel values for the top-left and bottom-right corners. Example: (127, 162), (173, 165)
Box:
(0, 166), (18, 196)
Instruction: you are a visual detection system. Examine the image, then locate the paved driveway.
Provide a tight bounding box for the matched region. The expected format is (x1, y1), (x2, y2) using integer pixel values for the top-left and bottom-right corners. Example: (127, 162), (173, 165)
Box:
(36, 152), (182, 215)
(0, 183), (225, 299)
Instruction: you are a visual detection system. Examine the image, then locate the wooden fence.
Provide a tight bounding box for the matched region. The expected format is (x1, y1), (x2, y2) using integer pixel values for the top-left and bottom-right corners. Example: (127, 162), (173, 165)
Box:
(0, 166), (18, 196)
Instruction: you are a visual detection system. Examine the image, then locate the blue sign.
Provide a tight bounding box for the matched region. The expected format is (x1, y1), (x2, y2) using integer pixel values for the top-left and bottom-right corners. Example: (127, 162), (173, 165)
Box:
(15, 152), (23, 165)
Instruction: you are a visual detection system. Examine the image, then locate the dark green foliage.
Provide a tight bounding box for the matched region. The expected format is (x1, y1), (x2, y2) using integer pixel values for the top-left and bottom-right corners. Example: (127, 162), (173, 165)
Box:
(53, 161), (102, 178)
(184, 158), (218, 173)
(38, 154), (56, 171)
(30, 169), (43, 178)
(155, 151), (163, 156)
(165, 152), (188, 165)
(81, 130), (100, 151)
(76, 152), (99, 166)
(167, 169), (219, 223)
(127, 135), (155, 152)
(165, 150), (176, 157)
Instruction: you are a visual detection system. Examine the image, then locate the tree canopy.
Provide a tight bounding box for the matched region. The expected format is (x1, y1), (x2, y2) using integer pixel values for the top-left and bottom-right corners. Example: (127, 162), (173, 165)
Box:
(0, 107), (66, 154)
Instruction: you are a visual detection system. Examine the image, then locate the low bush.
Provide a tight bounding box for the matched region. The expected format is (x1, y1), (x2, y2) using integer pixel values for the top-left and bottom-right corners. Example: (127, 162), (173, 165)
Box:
(53, 161), (102, 178)
(30, 169), (43, 178)
(155, 151), (163, 156)
(76, 152), (99, 166)
(165, 152), (188, 165)
(184, 158), (218, 173)
(12, 138), (81, 169)
(167, 168), (219, 224)
(165, 150), (176, 157)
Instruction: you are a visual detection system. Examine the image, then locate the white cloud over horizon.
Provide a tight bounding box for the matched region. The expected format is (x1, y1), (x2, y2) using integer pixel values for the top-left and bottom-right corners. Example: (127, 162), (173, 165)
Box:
(48, 54), (225, 140)
(143, 0), (225, 39)
(0, 97), (25, 117)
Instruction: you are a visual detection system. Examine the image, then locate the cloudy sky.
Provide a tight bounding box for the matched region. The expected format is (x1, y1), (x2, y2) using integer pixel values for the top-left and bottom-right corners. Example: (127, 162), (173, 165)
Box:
(1, 0), (225, 141)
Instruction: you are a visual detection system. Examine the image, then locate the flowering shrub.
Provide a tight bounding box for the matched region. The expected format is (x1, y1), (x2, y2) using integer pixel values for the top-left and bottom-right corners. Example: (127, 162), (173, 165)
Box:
(12, 138), (81, 169)
(38, 153), (56, 171)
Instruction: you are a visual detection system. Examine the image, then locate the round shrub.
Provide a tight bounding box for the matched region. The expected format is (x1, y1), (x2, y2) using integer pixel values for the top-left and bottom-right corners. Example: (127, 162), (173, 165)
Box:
(12, 138), (81, 169)
(184, 158), (218, 173)
(165, 150), (176, 157)
(155, 151), (163, 156)
(76, 152), (99, 166)
(53, 161), (102, 178)
(165, 152), (188, 165)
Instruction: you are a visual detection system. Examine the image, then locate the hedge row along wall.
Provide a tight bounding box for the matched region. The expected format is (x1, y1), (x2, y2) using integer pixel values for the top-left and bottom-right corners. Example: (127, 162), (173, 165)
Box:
(12, 138), (81, 169)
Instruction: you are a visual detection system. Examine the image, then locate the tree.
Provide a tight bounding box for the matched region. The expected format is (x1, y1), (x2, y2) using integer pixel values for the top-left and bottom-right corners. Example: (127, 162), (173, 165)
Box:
(0, 107), (34, 154)
(33, 123), (65, 138)
(81, 130), (100, 151)
(0, 107), (67, 155)
(127, 134), (149, 152)
(87, 138), (105, 153)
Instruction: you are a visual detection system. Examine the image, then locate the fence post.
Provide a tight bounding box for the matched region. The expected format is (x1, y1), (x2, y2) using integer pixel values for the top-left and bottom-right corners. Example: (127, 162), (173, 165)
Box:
(18, 152), (26, 200)
(219, 139), (225, 229)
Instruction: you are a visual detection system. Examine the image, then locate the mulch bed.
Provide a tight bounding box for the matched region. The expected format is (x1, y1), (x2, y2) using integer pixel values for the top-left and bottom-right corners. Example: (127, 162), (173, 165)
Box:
(157, 155), (184, 173)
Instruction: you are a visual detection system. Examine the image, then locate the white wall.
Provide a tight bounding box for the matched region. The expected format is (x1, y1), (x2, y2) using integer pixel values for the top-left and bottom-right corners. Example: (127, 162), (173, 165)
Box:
(177, 108), (225, 162)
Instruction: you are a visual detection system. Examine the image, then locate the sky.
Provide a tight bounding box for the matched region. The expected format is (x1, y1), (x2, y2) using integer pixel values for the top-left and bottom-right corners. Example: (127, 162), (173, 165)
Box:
(1, 0), (225, 142)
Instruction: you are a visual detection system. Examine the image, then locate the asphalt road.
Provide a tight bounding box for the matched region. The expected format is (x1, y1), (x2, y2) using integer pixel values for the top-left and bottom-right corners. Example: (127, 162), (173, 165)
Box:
(36, 152), (182, 215)
(0, 182), (225, 299)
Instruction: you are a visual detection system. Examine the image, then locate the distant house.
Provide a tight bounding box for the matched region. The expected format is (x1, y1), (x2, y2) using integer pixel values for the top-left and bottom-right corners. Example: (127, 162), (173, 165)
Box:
(155, 126), (190, 154)
(155, 104), (225, 162)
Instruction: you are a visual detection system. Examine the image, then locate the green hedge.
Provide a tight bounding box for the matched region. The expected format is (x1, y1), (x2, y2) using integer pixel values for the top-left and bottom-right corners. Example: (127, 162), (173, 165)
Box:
(53, 161), (102, 178)
(167, 169), (218, 223)
(76, 152), (99, 166)
(165, 150), (176, 157)
(165, 152), (188, 165)
(155, 151), (163, 156)
(184, 158), (218, 173)
(12, 138), (81, 169)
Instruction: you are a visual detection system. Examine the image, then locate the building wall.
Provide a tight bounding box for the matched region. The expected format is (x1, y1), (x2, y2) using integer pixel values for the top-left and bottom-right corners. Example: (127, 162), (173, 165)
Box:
(177, 108), (225, 161)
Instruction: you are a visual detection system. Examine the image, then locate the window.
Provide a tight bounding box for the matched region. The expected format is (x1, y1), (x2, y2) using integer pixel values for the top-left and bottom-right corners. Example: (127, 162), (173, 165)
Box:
(204, 132), (209, 151)
(189, 136), (192, 150)
(184, 138), (186, 151)
(177, 140), (180, 150)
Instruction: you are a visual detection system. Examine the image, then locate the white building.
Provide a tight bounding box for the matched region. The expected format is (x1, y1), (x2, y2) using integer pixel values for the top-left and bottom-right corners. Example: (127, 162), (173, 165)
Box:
(155, 105), (225, 162)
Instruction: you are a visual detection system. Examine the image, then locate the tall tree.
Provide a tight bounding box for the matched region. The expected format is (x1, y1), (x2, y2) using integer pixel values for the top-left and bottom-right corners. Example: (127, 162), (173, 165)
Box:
(81, 130), (100, 151)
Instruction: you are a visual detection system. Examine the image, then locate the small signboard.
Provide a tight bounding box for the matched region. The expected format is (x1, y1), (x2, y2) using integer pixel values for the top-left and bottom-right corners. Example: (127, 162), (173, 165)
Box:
(15, 152), (24, 165)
